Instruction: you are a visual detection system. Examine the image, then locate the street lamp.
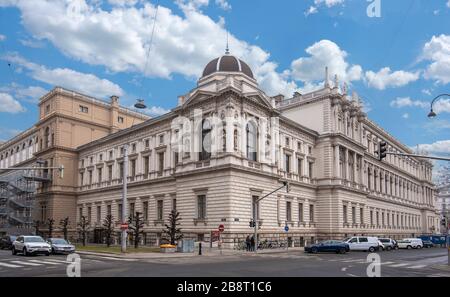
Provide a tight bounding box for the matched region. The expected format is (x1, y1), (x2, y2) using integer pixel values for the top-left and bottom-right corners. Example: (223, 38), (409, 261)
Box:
(428, 94), (450, 118)
(121, 99), (147, 253)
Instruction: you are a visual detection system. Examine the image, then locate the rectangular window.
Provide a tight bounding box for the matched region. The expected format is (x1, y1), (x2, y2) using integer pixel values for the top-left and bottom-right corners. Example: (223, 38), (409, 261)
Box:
(107, 204), (111, 216)
(130, 203), (135, 219)
(98, 168), (102, 183)
(343, 205), (348, 223)
(130, 159), (136, 177)
(297, 158), (303, 176)
(370, 210), (374, 225)
(88, 170), (93, 185)
(143, 201), (148, 221)
(172, 198), (177, 211)
(197, 195), (206, 219)
(78, 207), (82, 221)
(118, 116), (124, 123)
(285, 154), (291, 173)
(157, 200), (163, 220)
(159, 134), (164, 144)
(96, 206), (101, 223)
(298, 203), (304, 222)
(309, 204), (314, 222)
(108, 165), (113, 182)
(174, 152), (179, 165)
(352, 207), (356, 224)
(286, 201), (292, 221)
(80, 172), (84, 186)
(119, 162), (124, 180)
(145, 139), (150, 148)
(252, 196), (259, 220)
(99, 154), (103, 161)
(109, 151), (113, 159)
(308, 162), (314, 179)
(143, 156), (149, 175)
(285, 137), (290, 146)
(87, 207), (92, 223)
(158, 152), (164, 174)
(79, 105), (88, 113)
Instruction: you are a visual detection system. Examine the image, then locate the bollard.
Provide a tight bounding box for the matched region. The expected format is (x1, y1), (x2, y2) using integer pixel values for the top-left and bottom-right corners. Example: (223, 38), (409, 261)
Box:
(199, 242), (202, 255)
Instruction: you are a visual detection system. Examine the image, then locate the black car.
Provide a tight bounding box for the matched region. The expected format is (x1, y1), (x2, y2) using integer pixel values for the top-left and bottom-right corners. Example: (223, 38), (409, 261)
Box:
(422, 240), (434, 248)
(305, 240), (350, 254)
(0, 235), (17, 250)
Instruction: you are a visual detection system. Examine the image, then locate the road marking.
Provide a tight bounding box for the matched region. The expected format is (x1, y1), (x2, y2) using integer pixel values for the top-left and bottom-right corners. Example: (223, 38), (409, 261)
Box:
(43, 259), (71, 264)
(346, 273), (358, 277)
(28, 260), (62, 265)
(381, 261), (396, 265)
(387, 263), (409, 267)
(342, 259), (365, 263)
(94, 256), (137, 262)
(341, 267), (348, 272)
(406, 265), (426, 269)
(0, 262), (22, 268)
(9, 260), (42, 266)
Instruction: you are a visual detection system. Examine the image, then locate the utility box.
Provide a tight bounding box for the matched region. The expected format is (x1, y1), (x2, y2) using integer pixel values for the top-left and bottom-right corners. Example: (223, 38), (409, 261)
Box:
(177, 239), (195, 253)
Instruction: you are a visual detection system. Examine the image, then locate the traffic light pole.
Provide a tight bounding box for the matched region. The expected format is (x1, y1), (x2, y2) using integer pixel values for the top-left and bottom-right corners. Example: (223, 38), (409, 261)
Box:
(252, 182), (289, 253)
(384, 152), (450, 162)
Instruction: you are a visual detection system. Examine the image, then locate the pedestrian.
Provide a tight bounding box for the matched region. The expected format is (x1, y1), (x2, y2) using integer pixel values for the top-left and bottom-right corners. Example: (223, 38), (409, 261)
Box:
(250, 235), (255, 251)
(245, 235), (251, 252)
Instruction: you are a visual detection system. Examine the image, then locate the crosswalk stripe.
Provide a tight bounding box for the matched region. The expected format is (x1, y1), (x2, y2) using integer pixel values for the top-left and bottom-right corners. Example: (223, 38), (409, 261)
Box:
(43, 259), (71, 264)
(342, 259), (365, 263)
(28, 260), (62, 265)
(9, 261), (42, 266)
(94, 256), (136, 262)
(387, 263), (409, 267)
(0, 262), (22, 268)
(406, 265), (426, 269)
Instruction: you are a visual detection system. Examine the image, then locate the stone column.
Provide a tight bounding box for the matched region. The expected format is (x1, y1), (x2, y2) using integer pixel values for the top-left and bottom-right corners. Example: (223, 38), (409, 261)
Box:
(334, 145), (340, 179)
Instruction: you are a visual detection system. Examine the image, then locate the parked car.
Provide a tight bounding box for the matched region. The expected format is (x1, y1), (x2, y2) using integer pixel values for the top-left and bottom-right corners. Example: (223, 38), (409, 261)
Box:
(305, 240), (350, 254)
(12, 236), (51, 256)
(378, 238), (396, 251)
(344, 236), (380, 252)
(397, 238), (423, 249)
(422, 240), (434, 248)
(47, 238), (75, 254)
(0, 235), (17, 250)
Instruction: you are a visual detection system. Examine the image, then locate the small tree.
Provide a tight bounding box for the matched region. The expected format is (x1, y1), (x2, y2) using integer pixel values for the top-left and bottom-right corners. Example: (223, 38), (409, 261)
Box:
(60, 217), (70, 240)
(77, 216), (90, 246)
(103, 214), (114, 248)
(33, 220), (41, 236)
(163, 209), (183, 245)
(47, 218), (55, 239)
(128, 212), (145, 249)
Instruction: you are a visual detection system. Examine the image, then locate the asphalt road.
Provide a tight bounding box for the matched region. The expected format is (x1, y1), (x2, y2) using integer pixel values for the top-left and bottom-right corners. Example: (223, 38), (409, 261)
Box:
(0, 247), (449, 277)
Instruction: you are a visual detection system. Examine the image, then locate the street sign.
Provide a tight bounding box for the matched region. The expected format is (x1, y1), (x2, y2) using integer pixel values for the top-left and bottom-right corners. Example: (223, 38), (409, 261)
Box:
(284, 225), (289, 232)
(120, 223), (128, 230)
(218, 224), (225, 232)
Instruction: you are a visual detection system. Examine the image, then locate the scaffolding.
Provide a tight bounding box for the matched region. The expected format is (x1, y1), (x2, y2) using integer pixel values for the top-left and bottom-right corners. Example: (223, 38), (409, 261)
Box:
(0, 169), (51, 235)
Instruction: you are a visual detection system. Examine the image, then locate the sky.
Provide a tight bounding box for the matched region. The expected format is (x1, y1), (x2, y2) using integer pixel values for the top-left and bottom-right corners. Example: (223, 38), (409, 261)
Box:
(0, 0), (449, 167)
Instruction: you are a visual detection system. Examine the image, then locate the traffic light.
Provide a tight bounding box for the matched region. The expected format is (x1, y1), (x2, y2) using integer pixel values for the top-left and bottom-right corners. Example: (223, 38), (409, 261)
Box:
(249, 220), (255, 227)
(284, 181), (290, 193)
(377, 141), (387, 161)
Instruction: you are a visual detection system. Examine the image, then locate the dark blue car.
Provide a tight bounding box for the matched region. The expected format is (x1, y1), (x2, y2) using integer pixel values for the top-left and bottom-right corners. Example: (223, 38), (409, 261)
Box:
(305, 240), (350, 254)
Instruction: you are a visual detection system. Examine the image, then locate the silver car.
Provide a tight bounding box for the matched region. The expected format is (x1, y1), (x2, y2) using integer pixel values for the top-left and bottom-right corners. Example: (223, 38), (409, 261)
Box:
(47, 238), (76, 254)
(12, 236), (51, 256)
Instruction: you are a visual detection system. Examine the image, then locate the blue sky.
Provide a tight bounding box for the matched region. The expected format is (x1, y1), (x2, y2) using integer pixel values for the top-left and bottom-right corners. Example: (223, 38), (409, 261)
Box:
(0, 0), (449, 162)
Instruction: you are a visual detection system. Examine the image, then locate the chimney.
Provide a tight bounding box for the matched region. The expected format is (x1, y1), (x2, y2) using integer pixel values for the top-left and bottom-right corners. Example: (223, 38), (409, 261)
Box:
(178, 96), (185, 106)
(272, 94), (285, 104)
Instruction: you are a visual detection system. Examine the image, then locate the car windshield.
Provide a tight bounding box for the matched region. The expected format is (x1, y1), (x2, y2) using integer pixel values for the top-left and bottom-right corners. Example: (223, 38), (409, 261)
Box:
(51, 239), (69, 244)
(24, 237), (44, 243)
(10, 236), (17, 241)
(379, 239), (389, 242)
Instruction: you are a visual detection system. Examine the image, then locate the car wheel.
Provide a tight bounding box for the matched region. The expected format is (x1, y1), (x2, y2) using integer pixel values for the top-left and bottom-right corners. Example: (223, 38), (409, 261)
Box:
(23, 247), (28, 256)
(417, 245), (422, 249)
(407, 245), (412, 250)
(12, 247), (17, 255)
(311, 247), (318, 254)
(369, 246), (376, 253)
(339, 248), (346, 254)
(45, 252), (50, 256)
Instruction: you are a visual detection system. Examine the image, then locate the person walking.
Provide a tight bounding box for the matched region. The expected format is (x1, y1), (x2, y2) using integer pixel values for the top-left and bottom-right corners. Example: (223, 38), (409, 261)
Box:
(245, 235), (251, 252)
(250, 235), (255, 251)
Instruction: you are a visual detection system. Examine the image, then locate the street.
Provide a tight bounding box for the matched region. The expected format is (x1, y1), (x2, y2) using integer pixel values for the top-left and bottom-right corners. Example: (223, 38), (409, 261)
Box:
(0, 248), (449, 277)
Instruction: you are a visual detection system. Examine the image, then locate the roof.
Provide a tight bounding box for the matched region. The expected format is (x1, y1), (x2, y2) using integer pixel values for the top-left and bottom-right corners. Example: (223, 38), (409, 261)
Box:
(202, 54), (254, 78)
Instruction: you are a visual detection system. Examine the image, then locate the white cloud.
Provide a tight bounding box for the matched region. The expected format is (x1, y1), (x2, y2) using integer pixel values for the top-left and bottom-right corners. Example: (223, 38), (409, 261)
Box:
(418, 140), (450, 154)
(422, 34), (450, 84)
(0, 83), (48, 103)
(108, 0), (139, 7)
(447, 0), (450, 8)
(2, 53), (124, 98)
(314, 0), (345, 7)
(390, 96), (450, 114)
(19, 38), (45, 48)
(290, 39), (362, 84)
(0, 127), (22, 142)
(215, 0), (231, 10)
(365, 67), (420, 90)
(304, 6), (318, 17)
(0, 34), (5, 41)
(0, 93), (25, 113)
(0, 0), (297, 97)
(421, 89), (432, 96)
(390, 97), (428, 108)
(143, 106), (171, 117)
(402, 113), (409, 119)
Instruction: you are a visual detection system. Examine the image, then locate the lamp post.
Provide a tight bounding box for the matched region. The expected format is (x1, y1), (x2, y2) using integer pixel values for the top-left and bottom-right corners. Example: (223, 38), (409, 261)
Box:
(121, 99), (147, 253)
(427, 94), (450, 118)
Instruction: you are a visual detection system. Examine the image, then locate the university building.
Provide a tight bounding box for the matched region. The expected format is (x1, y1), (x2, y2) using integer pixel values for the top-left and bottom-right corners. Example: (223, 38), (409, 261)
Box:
(0, 53), (440, 247)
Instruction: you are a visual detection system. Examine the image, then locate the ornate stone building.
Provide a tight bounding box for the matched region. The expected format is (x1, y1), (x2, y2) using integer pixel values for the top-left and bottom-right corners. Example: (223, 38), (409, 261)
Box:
(0, 53), (440, 247)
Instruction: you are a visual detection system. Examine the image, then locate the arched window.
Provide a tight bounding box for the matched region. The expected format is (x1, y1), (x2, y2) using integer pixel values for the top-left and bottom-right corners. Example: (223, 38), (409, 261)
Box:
(233, 129), (238, 151)
(199, 119), (211, 161)
(246, 122), (257, 161)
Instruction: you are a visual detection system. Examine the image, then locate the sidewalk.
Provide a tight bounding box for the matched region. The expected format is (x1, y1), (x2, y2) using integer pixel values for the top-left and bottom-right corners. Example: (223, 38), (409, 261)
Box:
(76, 247), (305, 259)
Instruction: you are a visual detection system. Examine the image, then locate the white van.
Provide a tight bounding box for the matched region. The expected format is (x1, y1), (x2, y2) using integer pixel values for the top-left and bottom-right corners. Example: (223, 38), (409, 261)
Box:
(344, 236), (380, 252)
(397, 238), (423, 249)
